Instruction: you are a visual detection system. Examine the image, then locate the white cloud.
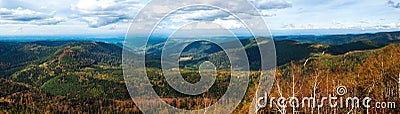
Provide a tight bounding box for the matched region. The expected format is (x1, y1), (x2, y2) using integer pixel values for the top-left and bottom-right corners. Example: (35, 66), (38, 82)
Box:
(74, 0), (120, 11)
(387, 0), (400, 8)
(177, 22), (221, 30)
(81, 16), (122, 28)
(71, 0), (143, 28)
(212, 18), (244, 29)
(169, 20), (244, 30)
(129, 0), (294, 31)
(252, 0), (292, 10)
(163, 0), (293, 18)
(169, 8), (230, 23)
(1, 0), (400, 36)
(375, 23), (399, 29)
(259, 10), (277, 16)
(30, 17), (65, 25)
(281, 24), (295, 29)
(0, 7), (65, 25)
(0, 7), (54, 21)
(153, 7), (242, 30)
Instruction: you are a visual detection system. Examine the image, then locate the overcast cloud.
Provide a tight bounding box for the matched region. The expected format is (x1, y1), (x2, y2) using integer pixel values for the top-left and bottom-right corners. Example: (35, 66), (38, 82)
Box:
(0, 0), (399, 36)
(0, 7), (65, 25)
(387, 0), (400, 8)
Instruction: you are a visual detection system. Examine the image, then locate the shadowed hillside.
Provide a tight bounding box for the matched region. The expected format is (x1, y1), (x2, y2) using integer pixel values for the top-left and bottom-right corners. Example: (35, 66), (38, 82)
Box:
(1, 31), (400, 113)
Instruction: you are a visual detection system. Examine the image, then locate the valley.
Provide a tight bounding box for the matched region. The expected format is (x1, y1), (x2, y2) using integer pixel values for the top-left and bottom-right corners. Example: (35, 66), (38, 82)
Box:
(1, 31), (400, 113)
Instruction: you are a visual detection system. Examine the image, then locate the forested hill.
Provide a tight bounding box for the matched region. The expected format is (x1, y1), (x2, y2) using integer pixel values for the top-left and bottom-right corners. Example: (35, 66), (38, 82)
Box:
(274, 31), (400, 45)
(0, 40), (399, 113)
(1, 31), (400, 113)
(1, 34), (398, 78)
(0, 41), (122, 78)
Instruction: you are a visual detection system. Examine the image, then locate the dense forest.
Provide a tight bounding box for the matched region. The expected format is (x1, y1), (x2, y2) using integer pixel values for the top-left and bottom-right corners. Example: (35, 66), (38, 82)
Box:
(1, 31), (400, 113)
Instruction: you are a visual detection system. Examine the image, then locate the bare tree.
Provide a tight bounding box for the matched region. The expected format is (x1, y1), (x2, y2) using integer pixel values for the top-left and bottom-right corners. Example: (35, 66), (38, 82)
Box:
(275, 78), (286, 114)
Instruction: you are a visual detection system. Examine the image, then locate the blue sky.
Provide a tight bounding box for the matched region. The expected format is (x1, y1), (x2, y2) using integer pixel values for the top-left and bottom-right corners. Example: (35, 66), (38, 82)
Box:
(0, 0), (399, 36)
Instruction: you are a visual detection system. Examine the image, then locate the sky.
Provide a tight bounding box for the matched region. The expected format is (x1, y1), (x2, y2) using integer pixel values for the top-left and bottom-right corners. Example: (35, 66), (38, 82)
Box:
(0, 0), (399, 36)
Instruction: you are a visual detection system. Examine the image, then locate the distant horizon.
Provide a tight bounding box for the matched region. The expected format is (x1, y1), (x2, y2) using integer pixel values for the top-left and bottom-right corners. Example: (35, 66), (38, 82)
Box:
(0, 29), (399, 43)
(0, 28), (398, 37)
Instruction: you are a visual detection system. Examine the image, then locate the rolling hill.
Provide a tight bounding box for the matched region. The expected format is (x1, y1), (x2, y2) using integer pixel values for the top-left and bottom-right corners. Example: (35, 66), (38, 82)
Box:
(274, 31), (400, 45)
(1, 31), (400, 113)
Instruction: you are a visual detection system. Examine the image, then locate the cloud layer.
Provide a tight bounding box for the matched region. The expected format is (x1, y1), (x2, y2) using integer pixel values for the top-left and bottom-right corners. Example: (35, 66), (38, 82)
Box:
(0, 0), (293, 28)
(253, 0), (292, 9)
(0, 7), (65, 25)
(387, 0), (400, 8)
(0, 0), (399, 36)
(71, 0), (142, 27)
